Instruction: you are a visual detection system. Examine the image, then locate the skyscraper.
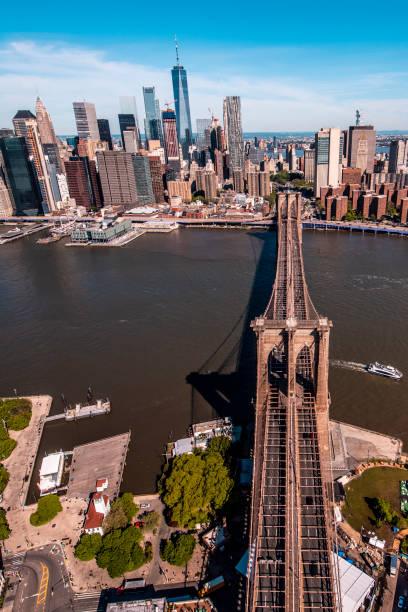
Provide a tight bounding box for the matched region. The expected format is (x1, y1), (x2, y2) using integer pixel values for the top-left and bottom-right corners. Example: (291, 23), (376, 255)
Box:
(171, 40), (192, 158)
(196, 119), (211, 152)
(35, 97), (62, 171)
(65, 157), (102, 210)
(0, 173), (14, 217)
(389, 140), (408, 174)
(148, 156), (165, 203)
(118, 115), (137, 146)
(119, 96), (140, 132)
(162, 110), (179, 162)
(347, 125), (376, 174)
(72, 101), (99, 140)
(96, 151), (139, 208)
(97, 119), (113, 150)
(314, 127), (343, 197)
(143, 87), (163, 144)
(132, 154), (155, 205)
(224, 96), (244, 174)
(0, 137), (43, 215)
(12, 110), (56, 212)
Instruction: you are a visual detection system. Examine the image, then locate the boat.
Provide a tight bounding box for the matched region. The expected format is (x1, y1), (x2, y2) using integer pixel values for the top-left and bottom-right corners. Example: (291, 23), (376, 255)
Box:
(366, 362), (403, 380)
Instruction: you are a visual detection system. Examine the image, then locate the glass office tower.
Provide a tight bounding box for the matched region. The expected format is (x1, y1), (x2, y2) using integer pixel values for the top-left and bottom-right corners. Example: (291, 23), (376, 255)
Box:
(0, 137), (43, 215)
(171, 51), (192, 159)
(143, 87), (163, 144)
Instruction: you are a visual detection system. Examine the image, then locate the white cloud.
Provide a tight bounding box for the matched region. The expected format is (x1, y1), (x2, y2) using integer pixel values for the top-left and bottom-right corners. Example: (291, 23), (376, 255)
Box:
(0, 40), (407, 132)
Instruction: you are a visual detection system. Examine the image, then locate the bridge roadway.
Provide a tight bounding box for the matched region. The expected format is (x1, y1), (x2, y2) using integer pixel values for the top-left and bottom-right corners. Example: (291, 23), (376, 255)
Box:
(247, 193), (339, 611)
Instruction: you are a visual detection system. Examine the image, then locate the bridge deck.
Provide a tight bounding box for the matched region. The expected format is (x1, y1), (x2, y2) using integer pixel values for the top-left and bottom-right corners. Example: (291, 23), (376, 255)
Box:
(247, 194), (339, 611)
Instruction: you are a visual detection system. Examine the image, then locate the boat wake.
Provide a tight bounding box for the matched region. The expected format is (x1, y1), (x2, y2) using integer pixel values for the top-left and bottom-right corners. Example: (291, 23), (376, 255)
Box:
(330, 359), (366, 373)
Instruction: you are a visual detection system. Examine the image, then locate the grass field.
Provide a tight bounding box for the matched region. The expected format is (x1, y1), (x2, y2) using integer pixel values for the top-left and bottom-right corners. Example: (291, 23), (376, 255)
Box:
(343, 466), (407, 539)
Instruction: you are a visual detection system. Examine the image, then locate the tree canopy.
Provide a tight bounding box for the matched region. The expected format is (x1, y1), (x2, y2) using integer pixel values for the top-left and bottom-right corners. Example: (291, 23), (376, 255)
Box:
(141, 511), (161, 532)
(95, 526), (147, 578)
(30, 494), (62, 526)
(371, 497), (406, 529)
(74, 533), (103, 561)
(160, 532), (196, 566)
(0, 465), (9, 494)
(0, 398), (32, 430)
(111, 493), (138, 523)
(103, 504), (128, 533)
(161, 450), (234, 527)
(207, 436), (231, 457)
(0, 509), (10, 540)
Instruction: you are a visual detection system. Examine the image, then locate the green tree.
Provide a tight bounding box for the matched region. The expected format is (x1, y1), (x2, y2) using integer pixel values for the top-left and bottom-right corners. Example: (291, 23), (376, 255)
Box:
(30, 494), (62, 526)
(144, 541), (153, 563)
(0, 438), (16, 461)
(95, 526), (145, 578)
(160, 533), (196, 566)
(0, 509), (10, 540)
(207, 436), (231, 456)
(161, 451), (234, 527)
(103, 504), (128, 533)
(401, 537), (408, 553)
(141, 511), (161, 532)
(0, 465), (9, 494)
(0, 398), (32, 430)
(74, 533), (103, 561)
(111, 493), (138, 523)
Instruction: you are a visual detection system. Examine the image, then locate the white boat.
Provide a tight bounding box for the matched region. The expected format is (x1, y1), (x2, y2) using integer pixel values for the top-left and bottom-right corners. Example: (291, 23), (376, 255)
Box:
(366, 362), (403, 380)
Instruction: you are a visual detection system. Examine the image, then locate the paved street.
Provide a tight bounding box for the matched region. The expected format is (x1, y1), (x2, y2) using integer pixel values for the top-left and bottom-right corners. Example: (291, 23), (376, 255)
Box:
(6, 544), (74, 612)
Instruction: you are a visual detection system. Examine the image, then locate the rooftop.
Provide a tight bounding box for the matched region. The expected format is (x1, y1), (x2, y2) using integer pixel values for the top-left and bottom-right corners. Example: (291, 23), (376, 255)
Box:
(13, 110), (36, 120)
(40, 452), (63, 477)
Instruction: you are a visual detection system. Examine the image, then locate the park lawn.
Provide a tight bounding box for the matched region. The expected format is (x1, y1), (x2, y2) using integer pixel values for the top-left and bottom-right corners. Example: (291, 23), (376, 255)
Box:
(343, 467), (407, 537)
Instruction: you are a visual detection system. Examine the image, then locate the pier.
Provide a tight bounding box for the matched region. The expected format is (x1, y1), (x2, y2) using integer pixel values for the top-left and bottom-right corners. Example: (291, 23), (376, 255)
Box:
(45, 399), (111, 422)
(66, 432), (131, 500)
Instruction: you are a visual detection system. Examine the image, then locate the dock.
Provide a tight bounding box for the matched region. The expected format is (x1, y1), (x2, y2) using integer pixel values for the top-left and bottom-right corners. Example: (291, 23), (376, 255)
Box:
(66, 432), (130, 500)
(0, 223), (50, 245)
(65, 228), (145, 248)
(45, 399), (111, 422)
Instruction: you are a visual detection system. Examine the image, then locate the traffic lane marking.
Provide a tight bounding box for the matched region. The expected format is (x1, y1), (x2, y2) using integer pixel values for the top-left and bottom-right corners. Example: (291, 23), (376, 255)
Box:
(37, 562), (49, 605)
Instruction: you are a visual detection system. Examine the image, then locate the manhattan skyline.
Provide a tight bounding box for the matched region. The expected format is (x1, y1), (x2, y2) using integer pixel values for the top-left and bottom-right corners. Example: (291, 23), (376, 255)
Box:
(0, 1), (407, 134)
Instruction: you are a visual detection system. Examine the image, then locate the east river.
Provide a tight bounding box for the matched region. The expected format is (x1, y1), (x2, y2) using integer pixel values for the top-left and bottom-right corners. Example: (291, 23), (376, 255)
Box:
(1, 227), (407, 496)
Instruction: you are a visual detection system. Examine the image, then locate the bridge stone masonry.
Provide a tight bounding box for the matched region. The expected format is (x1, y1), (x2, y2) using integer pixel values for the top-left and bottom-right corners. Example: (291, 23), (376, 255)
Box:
(246, 193), (341, 611)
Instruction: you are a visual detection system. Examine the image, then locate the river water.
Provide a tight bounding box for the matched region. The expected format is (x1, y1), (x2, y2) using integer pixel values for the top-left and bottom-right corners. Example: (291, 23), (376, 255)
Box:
(0, 228), (407, 496)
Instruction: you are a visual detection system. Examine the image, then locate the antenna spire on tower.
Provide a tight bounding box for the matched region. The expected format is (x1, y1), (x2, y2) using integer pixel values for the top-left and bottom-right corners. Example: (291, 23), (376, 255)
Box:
(174, 35), (180, 66)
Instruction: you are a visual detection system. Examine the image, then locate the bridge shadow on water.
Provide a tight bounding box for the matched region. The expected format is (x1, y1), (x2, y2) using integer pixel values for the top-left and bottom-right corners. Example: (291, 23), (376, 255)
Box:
(185, 229), (277, 610)
(186, 229), (277, 428)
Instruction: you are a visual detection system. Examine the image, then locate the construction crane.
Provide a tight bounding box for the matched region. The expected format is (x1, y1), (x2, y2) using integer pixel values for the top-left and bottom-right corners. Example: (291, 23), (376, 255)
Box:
(163, 99), (177, 111)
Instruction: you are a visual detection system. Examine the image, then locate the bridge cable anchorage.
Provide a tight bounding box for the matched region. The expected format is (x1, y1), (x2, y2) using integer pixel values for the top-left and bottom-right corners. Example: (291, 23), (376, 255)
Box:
(247, 193), (341, 611)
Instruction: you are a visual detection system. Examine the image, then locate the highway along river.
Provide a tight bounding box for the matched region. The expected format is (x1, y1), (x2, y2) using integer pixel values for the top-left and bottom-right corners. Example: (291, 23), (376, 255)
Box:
(0, 227), (407, 495)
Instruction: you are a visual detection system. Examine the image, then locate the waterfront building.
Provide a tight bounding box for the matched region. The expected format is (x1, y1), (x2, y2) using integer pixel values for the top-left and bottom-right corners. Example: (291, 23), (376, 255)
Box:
(171, 42), (192, 158)
(168, 179), (192, 202)
(0, 136), (43, 215)
(314, 127), (343, 197)
(132, 154), (155, 205)
(196, 169), (217, 200)
(347, 125), (376, 174)
(97, 119), (113, 150)
(148, 156), (165, 203)
(84, 482), (110, 535)
(389, 140), (408, 174)
(123, 127), (139, 154)
(65, 157), (102, 210)
(39, 453), (64, 495)
(143, 86), (163, 144)
(70, 218), (132, 243)
(73, 101), (99, 140)
(224, 96), (244, 174)
(96, 151), (138, 208)
(0, 174), (14, 217)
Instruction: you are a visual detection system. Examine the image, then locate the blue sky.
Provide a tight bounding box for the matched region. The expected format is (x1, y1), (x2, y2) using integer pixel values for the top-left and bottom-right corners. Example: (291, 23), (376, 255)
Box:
(0, 0), (407, 132)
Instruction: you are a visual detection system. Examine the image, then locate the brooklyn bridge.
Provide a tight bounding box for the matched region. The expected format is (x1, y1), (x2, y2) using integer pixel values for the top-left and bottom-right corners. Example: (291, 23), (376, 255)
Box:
(246, 192), (340, 611)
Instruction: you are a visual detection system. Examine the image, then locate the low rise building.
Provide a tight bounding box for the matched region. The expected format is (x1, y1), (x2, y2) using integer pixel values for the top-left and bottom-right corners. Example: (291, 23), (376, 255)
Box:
(38, 452), (64, 495)
(83, 478), (110, 535)
(70, 218), (132, 243)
